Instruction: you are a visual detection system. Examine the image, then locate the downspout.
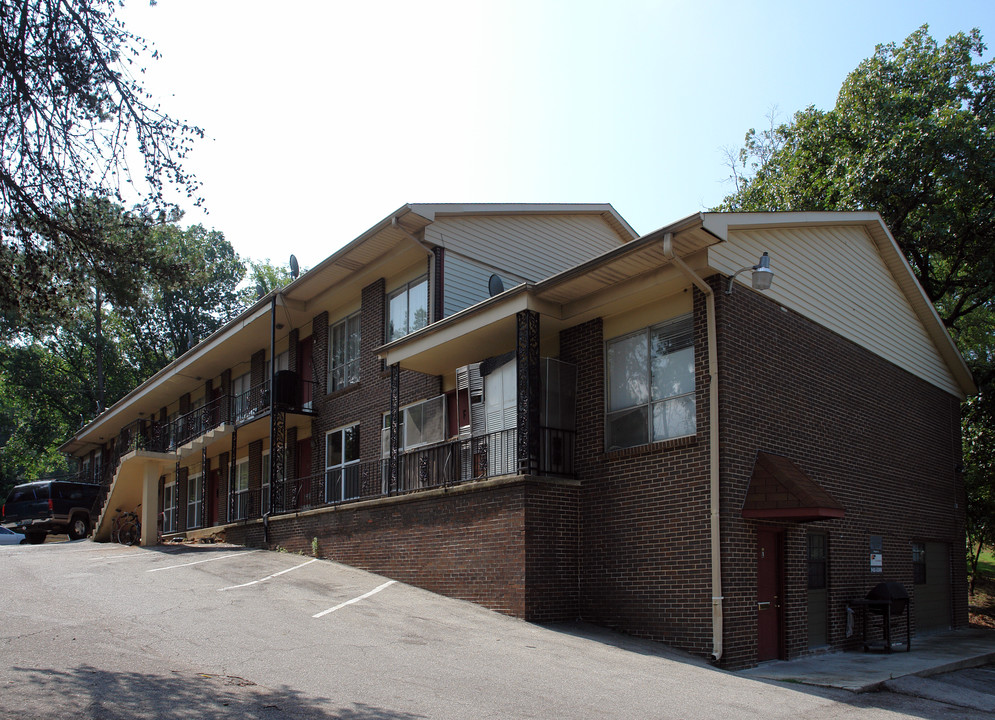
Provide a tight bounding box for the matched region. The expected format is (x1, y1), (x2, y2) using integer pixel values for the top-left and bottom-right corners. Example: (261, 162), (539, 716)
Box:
(662, 233), (724, 662)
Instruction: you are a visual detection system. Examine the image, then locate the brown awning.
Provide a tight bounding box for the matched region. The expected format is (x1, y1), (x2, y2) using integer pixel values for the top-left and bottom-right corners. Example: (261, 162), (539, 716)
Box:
(741, 452), (845, 522)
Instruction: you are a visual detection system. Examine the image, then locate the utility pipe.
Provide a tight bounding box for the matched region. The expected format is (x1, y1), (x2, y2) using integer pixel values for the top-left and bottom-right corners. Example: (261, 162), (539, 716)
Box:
(662, 233), (724, 662)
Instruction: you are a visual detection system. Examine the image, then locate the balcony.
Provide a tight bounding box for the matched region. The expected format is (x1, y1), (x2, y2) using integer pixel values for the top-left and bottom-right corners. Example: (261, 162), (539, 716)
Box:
(221, 426), (575, 523)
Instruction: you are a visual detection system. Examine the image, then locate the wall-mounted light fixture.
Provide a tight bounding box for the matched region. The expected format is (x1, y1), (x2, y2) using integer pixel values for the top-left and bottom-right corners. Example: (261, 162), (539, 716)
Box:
(725, 252), (773, 294)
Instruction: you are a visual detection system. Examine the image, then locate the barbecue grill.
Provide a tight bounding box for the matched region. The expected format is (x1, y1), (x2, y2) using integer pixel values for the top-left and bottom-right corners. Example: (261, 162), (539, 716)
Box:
(848, 581), (911, 652)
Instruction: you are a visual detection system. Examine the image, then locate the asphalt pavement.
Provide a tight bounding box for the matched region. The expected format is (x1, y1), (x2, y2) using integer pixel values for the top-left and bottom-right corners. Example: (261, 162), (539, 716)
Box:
(2, 539), (992, 719)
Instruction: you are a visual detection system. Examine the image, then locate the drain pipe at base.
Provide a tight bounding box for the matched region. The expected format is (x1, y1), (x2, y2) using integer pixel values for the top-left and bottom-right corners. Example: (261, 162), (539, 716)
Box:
(662, 233), (724, 663)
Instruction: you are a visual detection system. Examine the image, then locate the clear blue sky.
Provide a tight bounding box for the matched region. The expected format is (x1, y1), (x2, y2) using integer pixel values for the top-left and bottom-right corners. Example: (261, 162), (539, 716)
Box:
(121, 0), (995, 270)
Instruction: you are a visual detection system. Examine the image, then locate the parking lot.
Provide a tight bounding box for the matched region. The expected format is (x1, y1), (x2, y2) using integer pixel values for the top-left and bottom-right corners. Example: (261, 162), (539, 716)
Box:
(1, 540), (989, 719)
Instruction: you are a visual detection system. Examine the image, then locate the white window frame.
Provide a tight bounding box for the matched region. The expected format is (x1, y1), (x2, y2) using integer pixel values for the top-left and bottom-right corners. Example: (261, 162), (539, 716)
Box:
(605, 313), (696, 450)
(325, 424), (361, 503)
(233, 459), (249, 520)
(386, 275), (429, 342)
(187, 473), (203, 529)
(163, 481), (177, 533)
(328, 310), (361, 392)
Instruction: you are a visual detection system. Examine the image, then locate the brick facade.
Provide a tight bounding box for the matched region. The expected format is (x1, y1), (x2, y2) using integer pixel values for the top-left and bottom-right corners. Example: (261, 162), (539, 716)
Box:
(714, 275), (967, 668)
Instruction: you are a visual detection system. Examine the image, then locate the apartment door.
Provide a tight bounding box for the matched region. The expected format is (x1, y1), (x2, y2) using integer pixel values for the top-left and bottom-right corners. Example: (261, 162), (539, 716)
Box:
(296, 438), (312, 507)
(207, 468), (221, 526)
(757, 527), (784, 661)
(297, 336), (314, 409)
(915, 541), (951, 632)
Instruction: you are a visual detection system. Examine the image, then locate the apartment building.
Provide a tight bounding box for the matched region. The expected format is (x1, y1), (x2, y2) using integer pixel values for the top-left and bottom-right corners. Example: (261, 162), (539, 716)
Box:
(60, 206), (974, 668)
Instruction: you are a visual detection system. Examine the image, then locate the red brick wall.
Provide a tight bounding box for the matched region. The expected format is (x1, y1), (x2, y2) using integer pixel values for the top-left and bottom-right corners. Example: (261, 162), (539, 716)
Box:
(225, 478), (580, 620)
(561, 301), (715, 658)
(715, 274), (966, 667)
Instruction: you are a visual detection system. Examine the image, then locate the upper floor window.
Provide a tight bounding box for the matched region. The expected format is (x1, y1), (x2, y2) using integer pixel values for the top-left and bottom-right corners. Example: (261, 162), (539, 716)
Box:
(606, 314), (695, 450)
(329, 311), (361, 392)
(387, 275), (428, 342)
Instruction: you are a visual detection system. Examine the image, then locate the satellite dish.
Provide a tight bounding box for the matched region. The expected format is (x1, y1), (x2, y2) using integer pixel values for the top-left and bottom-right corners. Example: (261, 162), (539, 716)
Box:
(289, 254), (300, 280)
(488, 274), (504, 297)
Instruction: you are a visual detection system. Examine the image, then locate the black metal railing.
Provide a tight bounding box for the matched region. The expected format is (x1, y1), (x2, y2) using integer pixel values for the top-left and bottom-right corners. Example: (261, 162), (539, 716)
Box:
(233, 380), (270, 425)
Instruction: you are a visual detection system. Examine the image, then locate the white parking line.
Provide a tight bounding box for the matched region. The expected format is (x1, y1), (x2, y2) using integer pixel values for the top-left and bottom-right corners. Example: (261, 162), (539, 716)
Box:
(218, 558), (319, 591)
(147, 549), (261, 573)
(313, 580), (396, 618)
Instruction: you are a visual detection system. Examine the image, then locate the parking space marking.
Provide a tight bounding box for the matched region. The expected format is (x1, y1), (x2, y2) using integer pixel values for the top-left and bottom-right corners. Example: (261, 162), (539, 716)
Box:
(218, 558), (319, 591)
(313, 580), (396, 618)
(147, 549), (261, 573)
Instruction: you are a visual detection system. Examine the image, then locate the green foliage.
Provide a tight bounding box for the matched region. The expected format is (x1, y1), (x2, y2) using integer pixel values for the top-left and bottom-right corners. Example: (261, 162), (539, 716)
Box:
(0, 202), (250, 487)
(242, 259), (296, 304)
(720, 25), (995, 555)
(721, 26), (995, 330)
(0, 0), (202, 334)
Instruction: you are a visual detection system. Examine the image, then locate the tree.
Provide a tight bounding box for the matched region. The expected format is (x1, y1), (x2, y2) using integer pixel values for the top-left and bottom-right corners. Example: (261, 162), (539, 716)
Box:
(720, 26), (995, 331)
(0, 209), (247, 487)
(719, 26), (995, 568)
(0, 0), (202, 331)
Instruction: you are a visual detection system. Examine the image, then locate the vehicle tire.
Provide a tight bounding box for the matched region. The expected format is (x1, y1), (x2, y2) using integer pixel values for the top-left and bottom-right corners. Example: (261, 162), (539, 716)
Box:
(68, 515), (89, 540)
(25, 532), (45, 545)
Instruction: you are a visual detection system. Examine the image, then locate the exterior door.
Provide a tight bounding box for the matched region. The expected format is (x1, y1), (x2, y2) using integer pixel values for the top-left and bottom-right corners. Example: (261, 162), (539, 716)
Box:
(915, 541), (951, 632)
(757, 528), (784, 661)
(298, 336), (314, 409)
(296, 438), (312, 507)
(207, 468), (220, 526)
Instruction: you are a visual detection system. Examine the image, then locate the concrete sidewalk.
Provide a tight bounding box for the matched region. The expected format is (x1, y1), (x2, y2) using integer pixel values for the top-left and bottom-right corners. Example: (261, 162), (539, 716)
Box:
(740, 628), (995, 692)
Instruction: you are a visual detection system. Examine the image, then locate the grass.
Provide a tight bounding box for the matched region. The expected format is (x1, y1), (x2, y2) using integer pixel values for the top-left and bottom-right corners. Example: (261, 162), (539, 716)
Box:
(969, 547), (995, 629)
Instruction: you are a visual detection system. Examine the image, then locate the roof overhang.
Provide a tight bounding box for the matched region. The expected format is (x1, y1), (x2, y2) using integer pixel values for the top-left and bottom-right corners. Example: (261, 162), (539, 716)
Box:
(741, 452), (845, 523)
(378, 213), (724, 375)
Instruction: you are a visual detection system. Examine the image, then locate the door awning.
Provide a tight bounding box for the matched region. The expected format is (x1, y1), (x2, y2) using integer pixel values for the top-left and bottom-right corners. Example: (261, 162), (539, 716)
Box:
(741, 452), (845, 522)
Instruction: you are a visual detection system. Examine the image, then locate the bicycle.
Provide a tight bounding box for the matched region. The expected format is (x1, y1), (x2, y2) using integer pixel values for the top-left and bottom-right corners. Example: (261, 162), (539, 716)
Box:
(112, 505), (142, 546)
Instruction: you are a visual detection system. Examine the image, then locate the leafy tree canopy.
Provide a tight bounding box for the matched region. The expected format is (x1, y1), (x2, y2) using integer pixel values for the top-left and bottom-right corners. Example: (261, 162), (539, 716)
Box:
(0, 0), (202, 331)
(720, 26), (995, 333)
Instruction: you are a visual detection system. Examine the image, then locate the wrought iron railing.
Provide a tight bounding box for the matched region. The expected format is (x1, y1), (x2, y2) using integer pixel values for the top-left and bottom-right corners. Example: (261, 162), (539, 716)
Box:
(233, 380), (270, 425)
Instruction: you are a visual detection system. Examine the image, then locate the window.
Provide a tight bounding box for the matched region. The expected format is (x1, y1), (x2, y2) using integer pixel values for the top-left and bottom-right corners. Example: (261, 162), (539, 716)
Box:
(807, 532), (827, 590)
(325, 424), (360, 502)
(234, 460), (249, 520)
(403, 395), (446, 449)
(387, 275), (428, 341)
(606, 314), (695, 450)
(912, 542), (926, 584)
(329, 311), (361, 391)
(187, 474), (203, 529)
(163, 482), (177, 533)
(261, 451), (271, 515)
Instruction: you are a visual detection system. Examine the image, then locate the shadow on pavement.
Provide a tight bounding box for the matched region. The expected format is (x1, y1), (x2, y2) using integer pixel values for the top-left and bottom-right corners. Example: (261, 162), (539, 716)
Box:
(10, 665), (425, 720)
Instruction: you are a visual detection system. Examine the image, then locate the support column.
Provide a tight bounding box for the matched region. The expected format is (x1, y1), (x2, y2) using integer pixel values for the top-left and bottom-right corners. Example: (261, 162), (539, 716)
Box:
(270, 410), (286, 513)
(229, 428), (238, 520)
(388, 362), (400, 495)
(516, 309), (540, 476)
(141, 462), (162, 546)
(201, 448), (209, 529)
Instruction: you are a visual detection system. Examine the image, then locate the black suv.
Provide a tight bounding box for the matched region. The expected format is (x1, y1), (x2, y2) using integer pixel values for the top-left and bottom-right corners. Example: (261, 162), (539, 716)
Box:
(2, 480), (101, 544)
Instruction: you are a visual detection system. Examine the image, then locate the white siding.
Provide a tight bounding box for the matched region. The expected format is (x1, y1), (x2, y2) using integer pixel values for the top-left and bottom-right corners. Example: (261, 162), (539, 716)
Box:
(709, 225), (961, 397)
(426, 214), (624, 285)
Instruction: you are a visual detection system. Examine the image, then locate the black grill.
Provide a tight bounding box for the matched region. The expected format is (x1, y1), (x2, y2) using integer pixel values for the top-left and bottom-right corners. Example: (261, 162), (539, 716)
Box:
(849, 581), (911, 652)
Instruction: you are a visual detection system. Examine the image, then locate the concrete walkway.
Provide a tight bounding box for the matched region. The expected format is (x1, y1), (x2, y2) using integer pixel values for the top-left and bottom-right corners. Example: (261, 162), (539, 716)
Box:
(740, 628), (995, 692)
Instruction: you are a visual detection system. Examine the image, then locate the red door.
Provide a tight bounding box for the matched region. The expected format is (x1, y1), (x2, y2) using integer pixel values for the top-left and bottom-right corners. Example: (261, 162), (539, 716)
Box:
(757, 528), (783, 661)
(207, 468), (220, 526)
(296, 438), (312, 507)
(297, 336), (314, 408)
